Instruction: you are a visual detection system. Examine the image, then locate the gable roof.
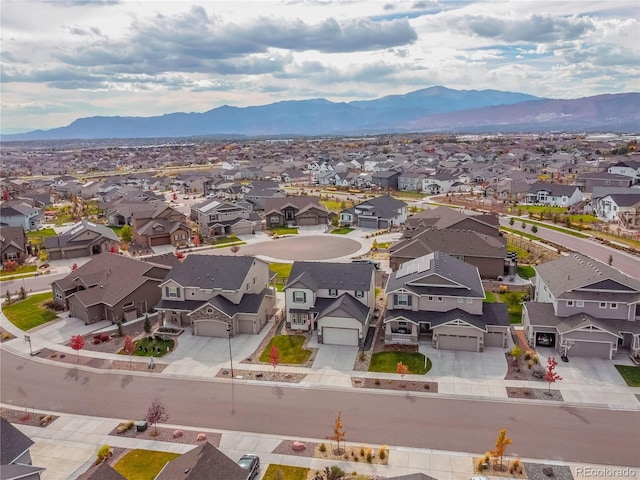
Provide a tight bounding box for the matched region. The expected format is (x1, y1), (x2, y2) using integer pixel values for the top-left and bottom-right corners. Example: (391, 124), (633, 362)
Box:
(350, 195), (407, 220)
(527, 182), (580, 196)
(534, 253), (640, 299)
(162, 255), (257, 290)
(155, 442), (247, 480)
(386, 251), (484, 298)
(0, 417), (34, 466)
(391, 228), (506, 260)
(316, 293), (370, 324)
(264, 196), (328, 214)
(44, 220), (119, 249)
(404, 206), (499, 232)
(0, 226), (27, 253)
(285, 261), (374, 291)
(77, 462), (126, 480)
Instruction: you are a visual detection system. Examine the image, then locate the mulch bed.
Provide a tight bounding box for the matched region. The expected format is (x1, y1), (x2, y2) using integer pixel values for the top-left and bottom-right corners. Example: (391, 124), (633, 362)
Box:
(504, 353), (544, 381)
(0, 327), (16, 342)
(1, 407), (59, 428)
(36, 348), (168, 373)
(215, 369), (305, 383)
(108, 423), (221, 446)
(525, 462), (574, 480)
(272, 440), (319, 458)
(474, 458), (527, 479)
(353, 377), (438, 393)
(506, 387), (563, 401)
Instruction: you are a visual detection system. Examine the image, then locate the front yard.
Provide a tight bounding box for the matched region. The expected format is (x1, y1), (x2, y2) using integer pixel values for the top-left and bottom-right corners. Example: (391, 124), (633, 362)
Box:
(259, 334), (312, 364)
(0, 265), (37, 279)
(369, 351), (431, 375)
(114, 449), (180, 480)
(131, 337), (175, 357)
(615, 365), (640, 387)
(269, 226), (299, 236)
(2, 292), (58, 330)
(330, 227), (354, 235)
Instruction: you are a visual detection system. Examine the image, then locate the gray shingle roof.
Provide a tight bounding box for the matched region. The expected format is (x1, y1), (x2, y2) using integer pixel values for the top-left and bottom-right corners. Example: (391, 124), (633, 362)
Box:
(285, 261), (374, 290)
(190, 288), (272, 317)
(315, 294), (370, 324)
(386, 252), (484, 298)
(44, 220), (118, 248)
(1, 417), (34, 465)
(527, 182), (580, 196)
(390, 228), (506, 260)
(155, 442), (247, 480)
(264, 195), (328, 214)
(162, 255), (256, 290)
(385, 303), (508, 329)
(77, 462), (126, 480)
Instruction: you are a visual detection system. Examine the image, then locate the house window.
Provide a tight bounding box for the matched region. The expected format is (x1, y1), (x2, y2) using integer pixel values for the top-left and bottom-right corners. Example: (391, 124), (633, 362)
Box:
(253, 277), (256, 285)
(395, 294), (412, 307)
(466, 298), (473, 304)
(174, 234), (179, 240)
(437, 297), (443, 302)
(270, 216), (279, 224)
(6, 252), (17, 260)
(329, 289), (338, 297)
(567, 301), (574, 307)
(428, 296), (434, 301)
(123, 301), (134, 309)
(181, 233), (186, 239)
(599, 302), (607, 308)
(457, 297), (464, 304)
(55, 291), (63, 300)
(291, 313), (307, 325)
(293, 291), (306, 303)
(206, 307), (214, 314)
(576, 300), (584, 307)
(398, 321), (407, 327)
(166, 286), (181, 298)
(610, 303), (617, 309)
(355, 291), (364, 298)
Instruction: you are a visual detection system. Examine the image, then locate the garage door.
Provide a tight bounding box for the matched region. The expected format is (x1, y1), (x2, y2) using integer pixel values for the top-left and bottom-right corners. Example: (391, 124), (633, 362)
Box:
(358, 217), (379, 229)
(568, 341), (611, 359)
(322, 327), (359, 346)
(233, 224), (253, 235)
(150, 236), (171, 246)
(193, 320), (228, 337)
(437, 334), (478, 352)
(237, 318), (254, 334)
(297, 216), (318, 226)
(484, 332), (504, 348)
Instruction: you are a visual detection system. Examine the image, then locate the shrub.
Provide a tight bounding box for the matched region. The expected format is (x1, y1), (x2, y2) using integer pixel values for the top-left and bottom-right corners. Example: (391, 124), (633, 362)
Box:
(524, 350), (532, 360)
(510, 345), (523, 358)
(2, 332), (12, 340)
(143, 315), (152, 334)
(354, 456), (359, 462)
(477, 458), (486, 472)
(359, 350), (366, 362)
(360, 447), (365, 457)
(527, 359), (534, 369)
(374, 379), (380, 385)
(319, 443), (326, 453)
(100, 333), (110, 342)
(96, 445), (111, 464)
(117, 322), (124, 337)
(379, 446), (387, 461)
(424, 384), (430, 389)
(532, 353), (539, 364)
(366, 452), (373, 463)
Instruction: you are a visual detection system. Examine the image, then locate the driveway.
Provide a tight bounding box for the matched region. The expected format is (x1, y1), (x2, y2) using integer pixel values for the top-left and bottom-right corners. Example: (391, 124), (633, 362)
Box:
(311, 344), (359, 371)
(535, 347), (627, 386)
(419, 344), (507, 380)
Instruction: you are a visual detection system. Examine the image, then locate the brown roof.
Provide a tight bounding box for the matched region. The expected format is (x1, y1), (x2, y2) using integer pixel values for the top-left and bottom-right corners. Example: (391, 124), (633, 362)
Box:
(405, 206), (499, 232)
(264, 195), (328, 214)
(391, 228), (506, 260)
(155, 442), (247, 480)
(77, 462), (126, 480)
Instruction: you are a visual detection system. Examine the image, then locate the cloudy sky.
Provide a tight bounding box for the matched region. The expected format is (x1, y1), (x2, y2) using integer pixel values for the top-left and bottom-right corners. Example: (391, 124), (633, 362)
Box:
(1, 0), (639, 133)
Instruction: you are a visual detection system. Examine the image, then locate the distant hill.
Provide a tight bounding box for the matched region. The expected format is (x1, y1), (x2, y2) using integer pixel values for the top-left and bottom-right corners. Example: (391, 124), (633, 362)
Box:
(3, 87), (638, 141)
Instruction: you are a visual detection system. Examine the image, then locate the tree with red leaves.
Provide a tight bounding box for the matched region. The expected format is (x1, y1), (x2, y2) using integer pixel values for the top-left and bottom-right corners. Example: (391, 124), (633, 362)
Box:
(145, 397), (169, 435)
(71, 263), (78, 271)
(396, 361), (409, 387)
(193, 235), (201, 247)
(109, 245), (118, 254)
(269, 345), (280, 374)
(175, 250), (185, 259)
(172, 192), (178, 201)
(2, 189), (9, 201)
(122, 335), (136, 369)
(2, 260), (18, 272)
(544, 356), (562, 395)
(70, 334), (84, 362)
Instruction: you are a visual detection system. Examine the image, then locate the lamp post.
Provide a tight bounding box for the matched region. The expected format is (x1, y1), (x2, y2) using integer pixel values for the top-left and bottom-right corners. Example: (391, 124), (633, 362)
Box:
(227, 324), (234, 377)
(24, 335), (33, 356)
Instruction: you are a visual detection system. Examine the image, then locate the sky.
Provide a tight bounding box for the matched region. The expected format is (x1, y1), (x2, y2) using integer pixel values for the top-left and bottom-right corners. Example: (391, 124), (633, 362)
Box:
(1, 0), (639, 133)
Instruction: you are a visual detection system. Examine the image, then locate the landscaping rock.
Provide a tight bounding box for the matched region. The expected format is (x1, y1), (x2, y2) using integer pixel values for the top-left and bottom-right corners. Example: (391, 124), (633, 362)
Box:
(196, 433), (207, 441)
(292, 441), (306, 451)
(543, 466), (554, 476)
(172, 430), (183, 439)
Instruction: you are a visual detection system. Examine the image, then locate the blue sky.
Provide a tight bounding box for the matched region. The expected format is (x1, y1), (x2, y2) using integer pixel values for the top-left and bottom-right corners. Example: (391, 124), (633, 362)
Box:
(1, 0), (639, 132)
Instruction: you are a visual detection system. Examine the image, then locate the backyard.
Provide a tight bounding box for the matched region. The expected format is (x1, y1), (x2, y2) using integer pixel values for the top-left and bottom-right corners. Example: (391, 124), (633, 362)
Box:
(2, 292), (58, 330)
(269, 262), (293, 291)
(259, 335), (312, 364)
(499, 292), (528, 324)
(113, 449), (180, 480)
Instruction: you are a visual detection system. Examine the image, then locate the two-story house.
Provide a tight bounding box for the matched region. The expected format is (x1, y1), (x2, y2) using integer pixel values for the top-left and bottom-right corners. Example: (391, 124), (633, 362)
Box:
(0, 226), (29, 265)
(523, 253), (640, 359)
(607, 159), (640, 185)
(131, 203), (191, 248)
(383, 252), (509, 351)
(191, 199), (260, 238)
(0, 201), (42, 231)
(340, 195), (407, 229)
(155, 255), (275, 337)
(284, 261), (376, 346)
(523, 183), (582, 207)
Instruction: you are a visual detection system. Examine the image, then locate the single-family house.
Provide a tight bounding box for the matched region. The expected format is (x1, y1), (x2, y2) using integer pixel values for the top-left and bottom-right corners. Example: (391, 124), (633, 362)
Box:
(383, 252), (510, 351)
(340, 195), (407, 229)
(421, 173), (456, 194)
(51, 253), (170, 324)
(44, 221), (119, 260)
(155, 442), (247, 480)
(371, 170), (400, 190)
(155, 255), (275, 337)
(0, 226), (29, 265)
(243, 181), (286, 210)
(284, 261), (376, 346)
(77, 463), (126, 480)
(389, 228), (506, 278)
(0, 417), (45, 480)
(191, 199), (260, 238)
(524, 253), (640, 359)
(131, 204), (191, 248)
(523, 183), (582, 207)
(264, 196), (331, 227)
(608, 159), (640, 185)
(0, 201), (42, 231)
(405, 206), (501, 238)
(594, 193), (640, 228)
(577, 172), (632, 193)
(398, 172), (427, 192)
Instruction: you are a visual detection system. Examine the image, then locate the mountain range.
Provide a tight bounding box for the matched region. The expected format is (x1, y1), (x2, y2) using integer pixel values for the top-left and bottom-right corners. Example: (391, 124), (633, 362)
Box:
(3, 86), (639, 141)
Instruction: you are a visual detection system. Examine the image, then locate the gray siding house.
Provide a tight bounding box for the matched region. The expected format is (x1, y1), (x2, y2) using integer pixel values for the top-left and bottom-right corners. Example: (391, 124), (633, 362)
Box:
(523, 253), (640, 359)
(340, 195), (408, 229)
(383, 252), (510, 351)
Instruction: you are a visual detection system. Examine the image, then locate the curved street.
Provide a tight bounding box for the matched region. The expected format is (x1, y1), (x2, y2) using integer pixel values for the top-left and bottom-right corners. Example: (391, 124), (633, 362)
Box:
(1, 350), (638, 467)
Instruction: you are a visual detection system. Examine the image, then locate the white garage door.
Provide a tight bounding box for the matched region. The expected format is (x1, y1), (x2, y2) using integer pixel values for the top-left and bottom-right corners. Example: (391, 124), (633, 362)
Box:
(568, 341), (611, 359)
(437, 334), (478, 352)
(484, 332), (504, 348)
(322, 327), (359, 346)
(194, 320), (228, 337)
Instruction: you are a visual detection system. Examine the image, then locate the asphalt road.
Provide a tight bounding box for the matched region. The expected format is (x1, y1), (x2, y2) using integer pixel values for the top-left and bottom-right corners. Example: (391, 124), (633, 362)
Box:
(1, 350), (637, 467)
(0, 272), (66, 296)
(499, 218), (640, 280)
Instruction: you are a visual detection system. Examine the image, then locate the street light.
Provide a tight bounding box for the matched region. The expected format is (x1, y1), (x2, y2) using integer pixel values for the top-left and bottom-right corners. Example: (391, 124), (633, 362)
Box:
(24, 335), (33, 356)
(227, 324), (234, 377)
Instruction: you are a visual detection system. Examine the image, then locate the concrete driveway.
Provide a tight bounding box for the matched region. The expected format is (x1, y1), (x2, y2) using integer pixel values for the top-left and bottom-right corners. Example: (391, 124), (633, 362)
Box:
(419, 344), (507, 380)
(535, 347), (627, 386)
(311, 344), (359, 371)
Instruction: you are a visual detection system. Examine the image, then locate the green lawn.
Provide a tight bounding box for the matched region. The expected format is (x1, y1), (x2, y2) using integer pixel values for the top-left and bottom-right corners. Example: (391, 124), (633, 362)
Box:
(269, 227), (299, 235)
(108, 225), (124, 238)
(369, 351), (431, 375)
(263, 465), (310, 480)
(259, 335), (312, 364)
(615, 365), (640, 387)
(3, 292), (57, 330)
(26, 228), (57, 247)
(269, 262), (293, 279)
(498, 292), (528, 324)
(321, 200), (351, 211)
(484, 292), (496, 303)
(133, 337), (175, 357)
(517, 265), (536, 279)
(331, 227), (354, 235)
(507, 245), (531, 261)
(567, 214), (599, 224)
(374, 242), (392, 249)
(214, 241), (247, 249)
(211, 236), (244, 245)
(114, 449), (180, 480)
(0, 265), (37, 278)
(512, 218), (590, 239)
(511, 205), (566, 215)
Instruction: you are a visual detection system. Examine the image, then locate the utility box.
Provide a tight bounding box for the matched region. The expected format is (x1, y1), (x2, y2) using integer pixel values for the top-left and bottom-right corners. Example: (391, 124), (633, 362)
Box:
(135, 421), (147, 432)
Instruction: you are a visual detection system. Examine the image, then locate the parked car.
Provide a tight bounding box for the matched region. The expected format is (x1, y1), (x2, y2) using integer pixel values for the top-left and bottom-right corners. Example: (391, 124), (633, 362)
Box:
(237, 454), (260, 480)
(537, 333), (553, 346)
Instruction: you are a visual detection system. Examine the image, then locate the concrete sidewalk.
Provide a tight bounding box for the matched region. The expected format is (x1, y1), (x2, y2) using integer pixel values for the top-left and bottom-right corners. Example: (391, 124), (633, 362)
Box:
(6, 408), (636, 480)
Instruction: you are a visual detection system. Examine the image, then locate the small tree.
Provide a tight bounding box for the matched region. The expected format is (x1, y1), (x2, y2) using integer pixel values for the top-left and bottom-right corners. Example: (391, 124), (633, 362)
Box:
(172, 192), (178, 201)
(19, 286), (27, 300)
(505, 292), (521, 309)
(5, 290), (12, 305)
(120, 225), (133, 243)
(39, 250), (48, 262)
(123, 335), (136, 369)
(330, 411), (345, 454)
(70, 334), (84, 362)
(71, 263), (78, 271)
(144, 397), (169, 435)
(608, 254), (613, 266)
(509, 217), (515, 226)
(96, 444), (111, 464)
(491, 428), (512, 470)
(531, 225), (538, 234)
(193, 235), (201, 247)
(544, 356), (562, 395)
(509, 345), (523, 360)
(269, 345), (280, 374)
(521, 221), (526, 230)
(143, 315), (152, 334)
(175, 250), (185, 259)
(396, 361), (409, 387)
